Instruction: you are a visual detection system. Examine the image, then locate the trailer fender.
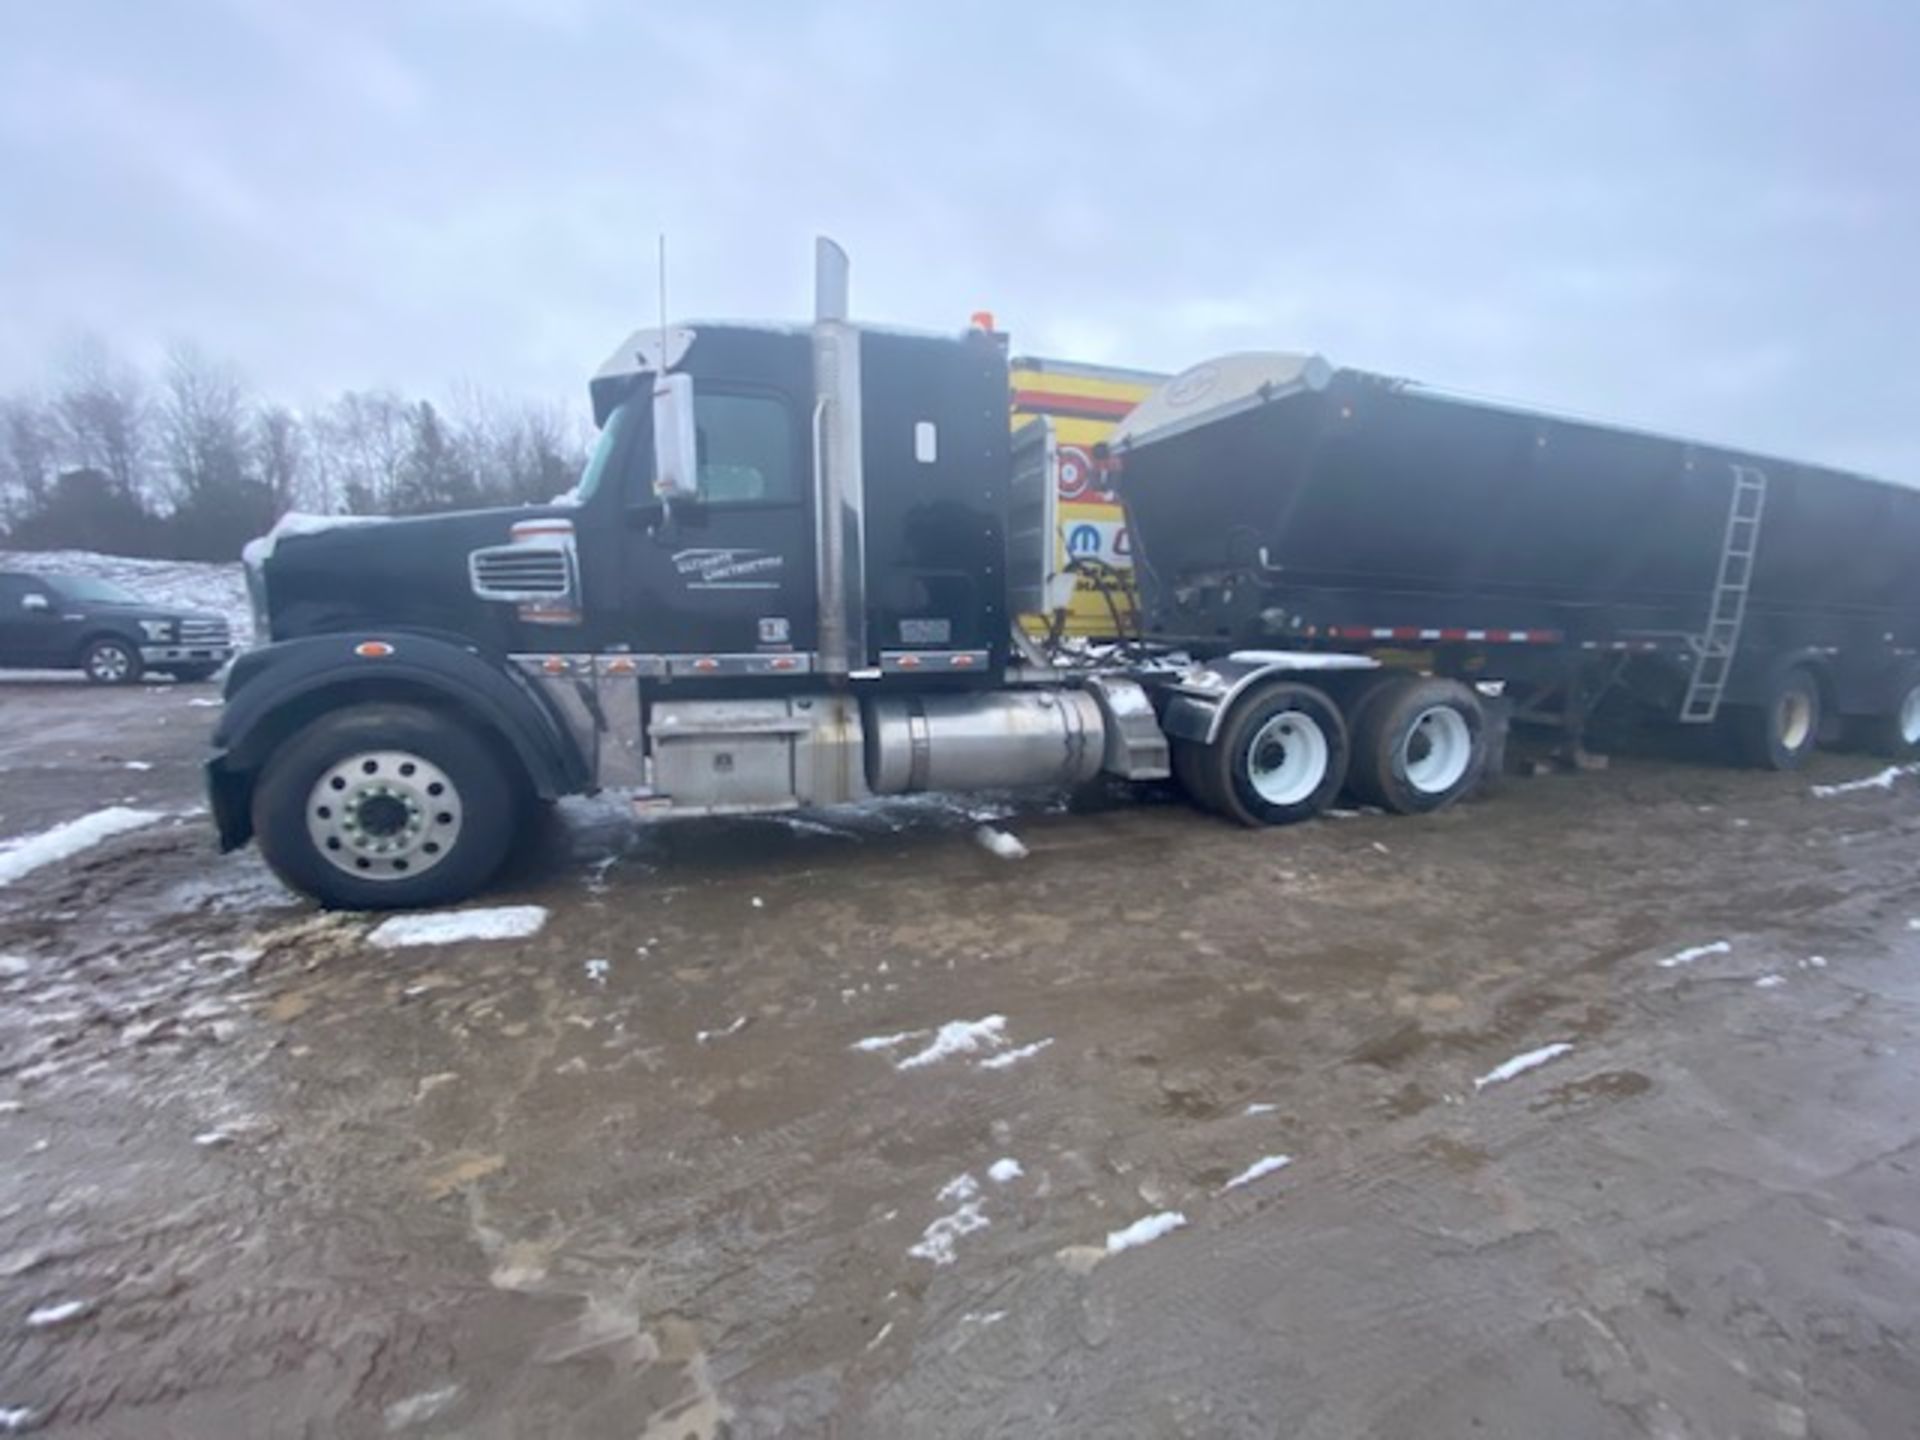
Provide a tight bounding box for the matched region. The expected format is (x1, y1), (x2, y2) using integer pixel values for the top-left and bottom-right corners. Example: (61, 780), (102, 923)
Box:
(1728, 646), (1835, 717)
(206, 632), (591, 851)
(1159, 650), (1379, 746)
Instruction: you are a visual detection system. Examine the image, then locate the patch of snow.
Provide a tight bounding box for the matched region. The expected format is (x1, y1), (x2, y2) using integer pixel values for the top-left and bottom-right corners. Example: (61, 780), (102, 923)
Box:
(909, 1177), (990, 1266)
(973, 824), (1029, 860)
(384, 1382), (460, 1431)
(1222, 1154), (1293, 1191)
(851, 1029), (925, 1053)
(367, 906), (549, 949)
(240, 510), (387, 570)
(0, 807), (164, 887)
(898, 1015), (1008, 1069)
(978, 1037), (1053, 1070)
(1105, 1211), (1187, 1254)
(750, 895), (765, 908)
(187, 697), (222, 707)
(26, 1298), (92, 1327)
(1243, 1102), (1278, 1116)
(961, 1310), (1006, 1326)
(122, 760), (153, 772)
(987, 1158), (1023, 1184)
(863, 1319), (895, 1352)
(1656, 940), (1732, 969)
(696, 1016), (748, 1043)
(1800, 955), (1828, 969)
(1754, 974), (1786, 989)
(0, 954), (30, 977)
(193, 1130), (233, 1147)
(584, 957), (610, 985)
(1473, 1042), (1573, 1091)
(1811, 763), (1920, 798)
(1, 1406), (36, 1433)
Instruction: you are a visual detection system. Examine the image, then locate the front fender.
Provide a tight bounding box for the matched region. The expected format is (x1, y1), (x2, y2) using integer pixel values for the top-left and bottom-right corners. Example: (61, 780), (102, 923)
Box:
(1156, 650), (1379, 745)
(206, 632), (591, 850)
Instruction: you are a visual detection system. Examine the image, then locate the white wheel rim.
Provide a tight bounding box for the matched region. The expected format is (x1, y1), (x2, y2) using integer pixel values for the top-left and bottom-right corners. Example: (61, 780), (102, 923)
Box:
(1245, 710), (1330, 807)
(1401, 705), (1474, 795)
(1778, 691), (1814, 751)
(90, 646), (130, 681)
(307, 749), (463, 882)
(1901, 686), (1920, 745)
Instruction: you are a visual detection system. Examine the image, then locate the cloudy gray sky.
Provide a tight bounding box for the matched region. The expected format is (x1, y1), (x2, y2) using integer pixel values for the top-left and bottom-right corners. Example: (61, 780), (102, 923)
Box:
(2, 0), (1916, 476)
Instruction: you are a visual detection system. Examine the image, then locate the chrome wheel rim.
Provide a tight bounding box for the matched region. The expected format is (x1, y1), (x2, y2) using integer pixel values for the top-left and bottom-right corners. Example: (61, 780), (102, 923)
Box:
(1402, 705), (1474, 795)
(307, 749), (462, 881)
(1246, 710), (1329, 807)
(89, 644), (131, 682)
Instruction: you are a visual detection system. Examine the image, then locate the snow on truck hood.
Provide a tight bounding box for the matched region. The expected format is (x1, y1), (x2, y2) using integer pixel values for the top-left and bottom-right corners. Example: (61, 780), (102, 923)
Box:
(241, 512), (391, 569)
(1109, 351), (1334, 453)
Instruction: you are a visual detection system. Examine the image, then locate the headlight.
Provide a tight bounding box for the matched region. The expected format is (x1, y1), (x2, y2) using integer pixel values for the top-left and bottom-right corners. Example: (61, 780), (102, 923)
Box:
(139, 619), (174, 642)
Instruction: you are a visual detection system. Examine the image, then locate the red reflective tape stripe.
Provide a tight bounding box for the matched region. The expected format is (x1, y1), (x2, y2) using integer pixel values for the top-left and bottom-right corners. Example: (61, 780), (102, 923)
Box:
(1321, 623), (1565, 645)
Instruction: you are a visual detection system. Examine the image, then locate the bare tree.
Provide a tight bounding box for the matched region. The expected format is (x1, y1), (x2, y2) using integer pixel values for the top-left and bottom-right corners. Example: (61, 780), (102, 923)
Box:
(53, 336), (149, 500)
(255, 404), (309, 516)
(1, 393), (57, 521)
(314, 389), (410, 514)
(157, 342), (252, 507)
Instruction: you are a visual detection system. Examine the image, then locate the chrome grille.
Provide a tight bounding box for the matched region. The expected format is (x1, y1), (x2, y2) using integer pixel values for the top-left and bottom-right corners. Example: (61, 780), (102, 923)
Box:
(179, 618), (232, 645)
(470, 544), (574, 600)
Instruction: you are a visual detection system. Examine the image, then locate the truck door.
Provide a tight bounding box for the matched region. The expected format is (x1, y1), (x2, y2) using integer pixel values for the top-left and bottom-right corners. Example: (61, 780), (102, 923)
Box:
(0, 575), (62, 666)
(596, 379), (818, 663)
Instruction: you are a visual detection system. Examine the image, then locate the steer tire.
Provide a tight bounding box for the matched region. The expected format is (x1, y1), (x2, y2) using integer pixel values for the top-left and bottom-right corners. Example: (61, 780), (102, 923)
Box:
(1204, 682), (1350, 828)
(82, 637), (142, 686)
(252, 702), (519, 910)
(1723, 667), (1822, 771)
(1346, 675), (1487, 815)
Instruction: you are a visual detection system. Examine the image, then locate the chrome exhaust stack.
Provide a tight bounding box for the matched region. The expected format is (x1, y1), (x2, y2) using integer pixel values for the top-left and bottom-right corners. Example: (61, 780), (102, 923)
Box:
(812, 237), (866, 679)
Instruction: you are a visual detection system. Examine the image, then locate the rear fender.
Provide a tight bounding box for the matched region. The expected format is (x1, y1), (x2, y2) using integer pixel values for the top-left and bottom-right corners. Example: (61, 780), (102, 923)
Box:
(1155, 650), (1379, 745)
(206, 632), (590, 850)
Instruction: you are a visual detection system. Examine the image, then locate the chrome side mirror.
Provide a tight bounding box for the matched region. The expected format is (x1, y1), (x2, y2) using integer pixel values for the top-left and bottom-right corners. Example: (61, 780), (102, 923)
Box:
(651, 372), (698, 501)
(21, 592), (50, 612)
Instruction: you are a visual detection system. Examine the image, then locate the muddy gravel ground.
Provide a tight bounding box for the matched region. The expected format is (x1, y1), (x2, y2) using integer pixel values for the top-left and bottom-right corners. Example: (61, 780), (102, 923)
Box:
(2, 676), (1918, 1438)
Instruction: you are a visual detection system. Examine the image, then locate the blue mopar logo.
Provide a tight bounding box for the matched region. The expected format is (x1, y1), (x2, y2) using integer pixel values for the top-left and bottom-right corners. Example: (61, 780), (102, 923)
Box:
(1066, 524), (1102, 556)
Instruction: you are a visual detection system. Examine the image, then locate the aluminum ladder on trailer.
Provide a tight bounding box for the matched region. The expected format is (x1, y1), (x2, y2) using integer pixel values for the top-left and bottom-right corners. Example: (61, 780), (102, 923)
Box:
(1680, 463), (1768, 723)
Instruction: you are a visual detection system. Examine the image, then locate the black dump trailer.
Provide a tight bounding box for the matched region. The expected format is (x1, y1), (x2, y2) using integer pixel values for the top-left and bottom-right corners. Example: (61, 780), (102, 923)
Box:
(1109, 354), (1920, 768)
(210, 243), (1920, 909)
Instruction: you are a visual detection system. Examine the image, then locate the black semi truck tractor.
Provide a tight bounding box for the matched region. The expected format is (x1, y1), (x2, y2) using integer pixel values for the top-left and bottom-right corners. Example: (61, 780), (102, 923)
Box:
(209, 239), (1920, 909)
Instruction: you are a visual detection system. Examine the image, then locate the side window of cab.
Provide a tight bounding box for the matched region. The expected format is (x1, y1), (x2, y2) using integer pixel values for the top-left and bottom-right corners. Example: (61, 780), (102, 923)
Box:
(693, 392), (796, 505)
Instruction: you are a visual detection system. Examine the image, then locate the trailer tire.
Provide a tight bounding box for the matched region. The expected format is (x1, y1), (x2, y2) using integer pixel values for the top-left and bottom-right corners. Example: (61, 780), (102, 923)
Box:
(1725, 667), (1822, 771)
(1346, 675), (1487, 814)
(1854, 675), (1920, 761)
(1205, 682), (1350, 827)
(252, 701), (520, 910)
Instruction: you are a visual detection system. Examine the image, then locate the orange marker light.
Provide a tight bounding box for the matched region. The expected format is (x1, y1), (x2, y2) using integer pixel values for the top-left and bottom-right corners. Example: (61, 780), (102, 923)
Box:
(541, 656), (568, 674)
(355, 641), (394, 658)
(693, 658), (719, 672)
(970, 310), (995, 332)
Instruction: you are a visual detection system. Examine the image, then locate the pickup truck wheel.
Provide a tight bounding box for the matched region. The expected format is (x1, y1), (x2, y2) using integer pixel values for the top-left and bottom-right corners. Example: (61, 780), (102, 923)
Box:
(1724, 667), (1821, 771)
(83, 637), (142, 685)
(252, 702), (518, 910)
(1207, 682), (1349, 827)
(1347, 675), (1486, 814)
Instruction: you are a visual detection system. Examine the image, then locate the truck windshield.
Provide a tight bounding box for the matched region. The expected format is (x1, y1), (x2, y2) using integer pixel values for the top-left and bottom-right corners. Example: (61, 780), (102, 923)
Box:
(568, 400), (636, 504)
(51, 576), (142, 605)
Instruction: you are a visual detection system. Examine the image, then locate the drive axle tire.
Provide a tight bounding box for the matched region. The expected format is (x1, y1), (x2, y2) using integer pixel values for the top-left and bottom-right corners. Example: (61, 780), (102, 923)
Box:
(1204, 682), (1350, 827)
(1347, 675), (1487, 815)
(252, 702), (519, 910)
(82, 637), (142, 686)
(1724, 667), (1821, 771)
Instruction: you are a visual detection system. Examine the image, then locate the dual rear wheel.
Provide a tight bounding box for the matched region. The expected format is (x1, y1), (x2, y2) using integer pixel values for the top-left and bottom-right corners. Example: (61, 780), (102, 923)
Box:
(1174, 674), (1488, 828)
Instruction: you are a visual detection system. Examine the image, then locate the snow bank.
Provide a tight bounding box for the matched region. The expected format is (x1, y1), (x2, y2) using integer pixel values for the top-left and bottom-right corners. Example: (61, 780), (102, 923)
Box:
(0, 806), (164, 887)
(973, 824), (1029, 860)
(2, 549), (253, 645)
(1473, 1042), (1573, 1091)
(1105, 1211), (1187, 1254)
(367, 905), (549, 949)
(1222, 1154), (1293, 1191)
